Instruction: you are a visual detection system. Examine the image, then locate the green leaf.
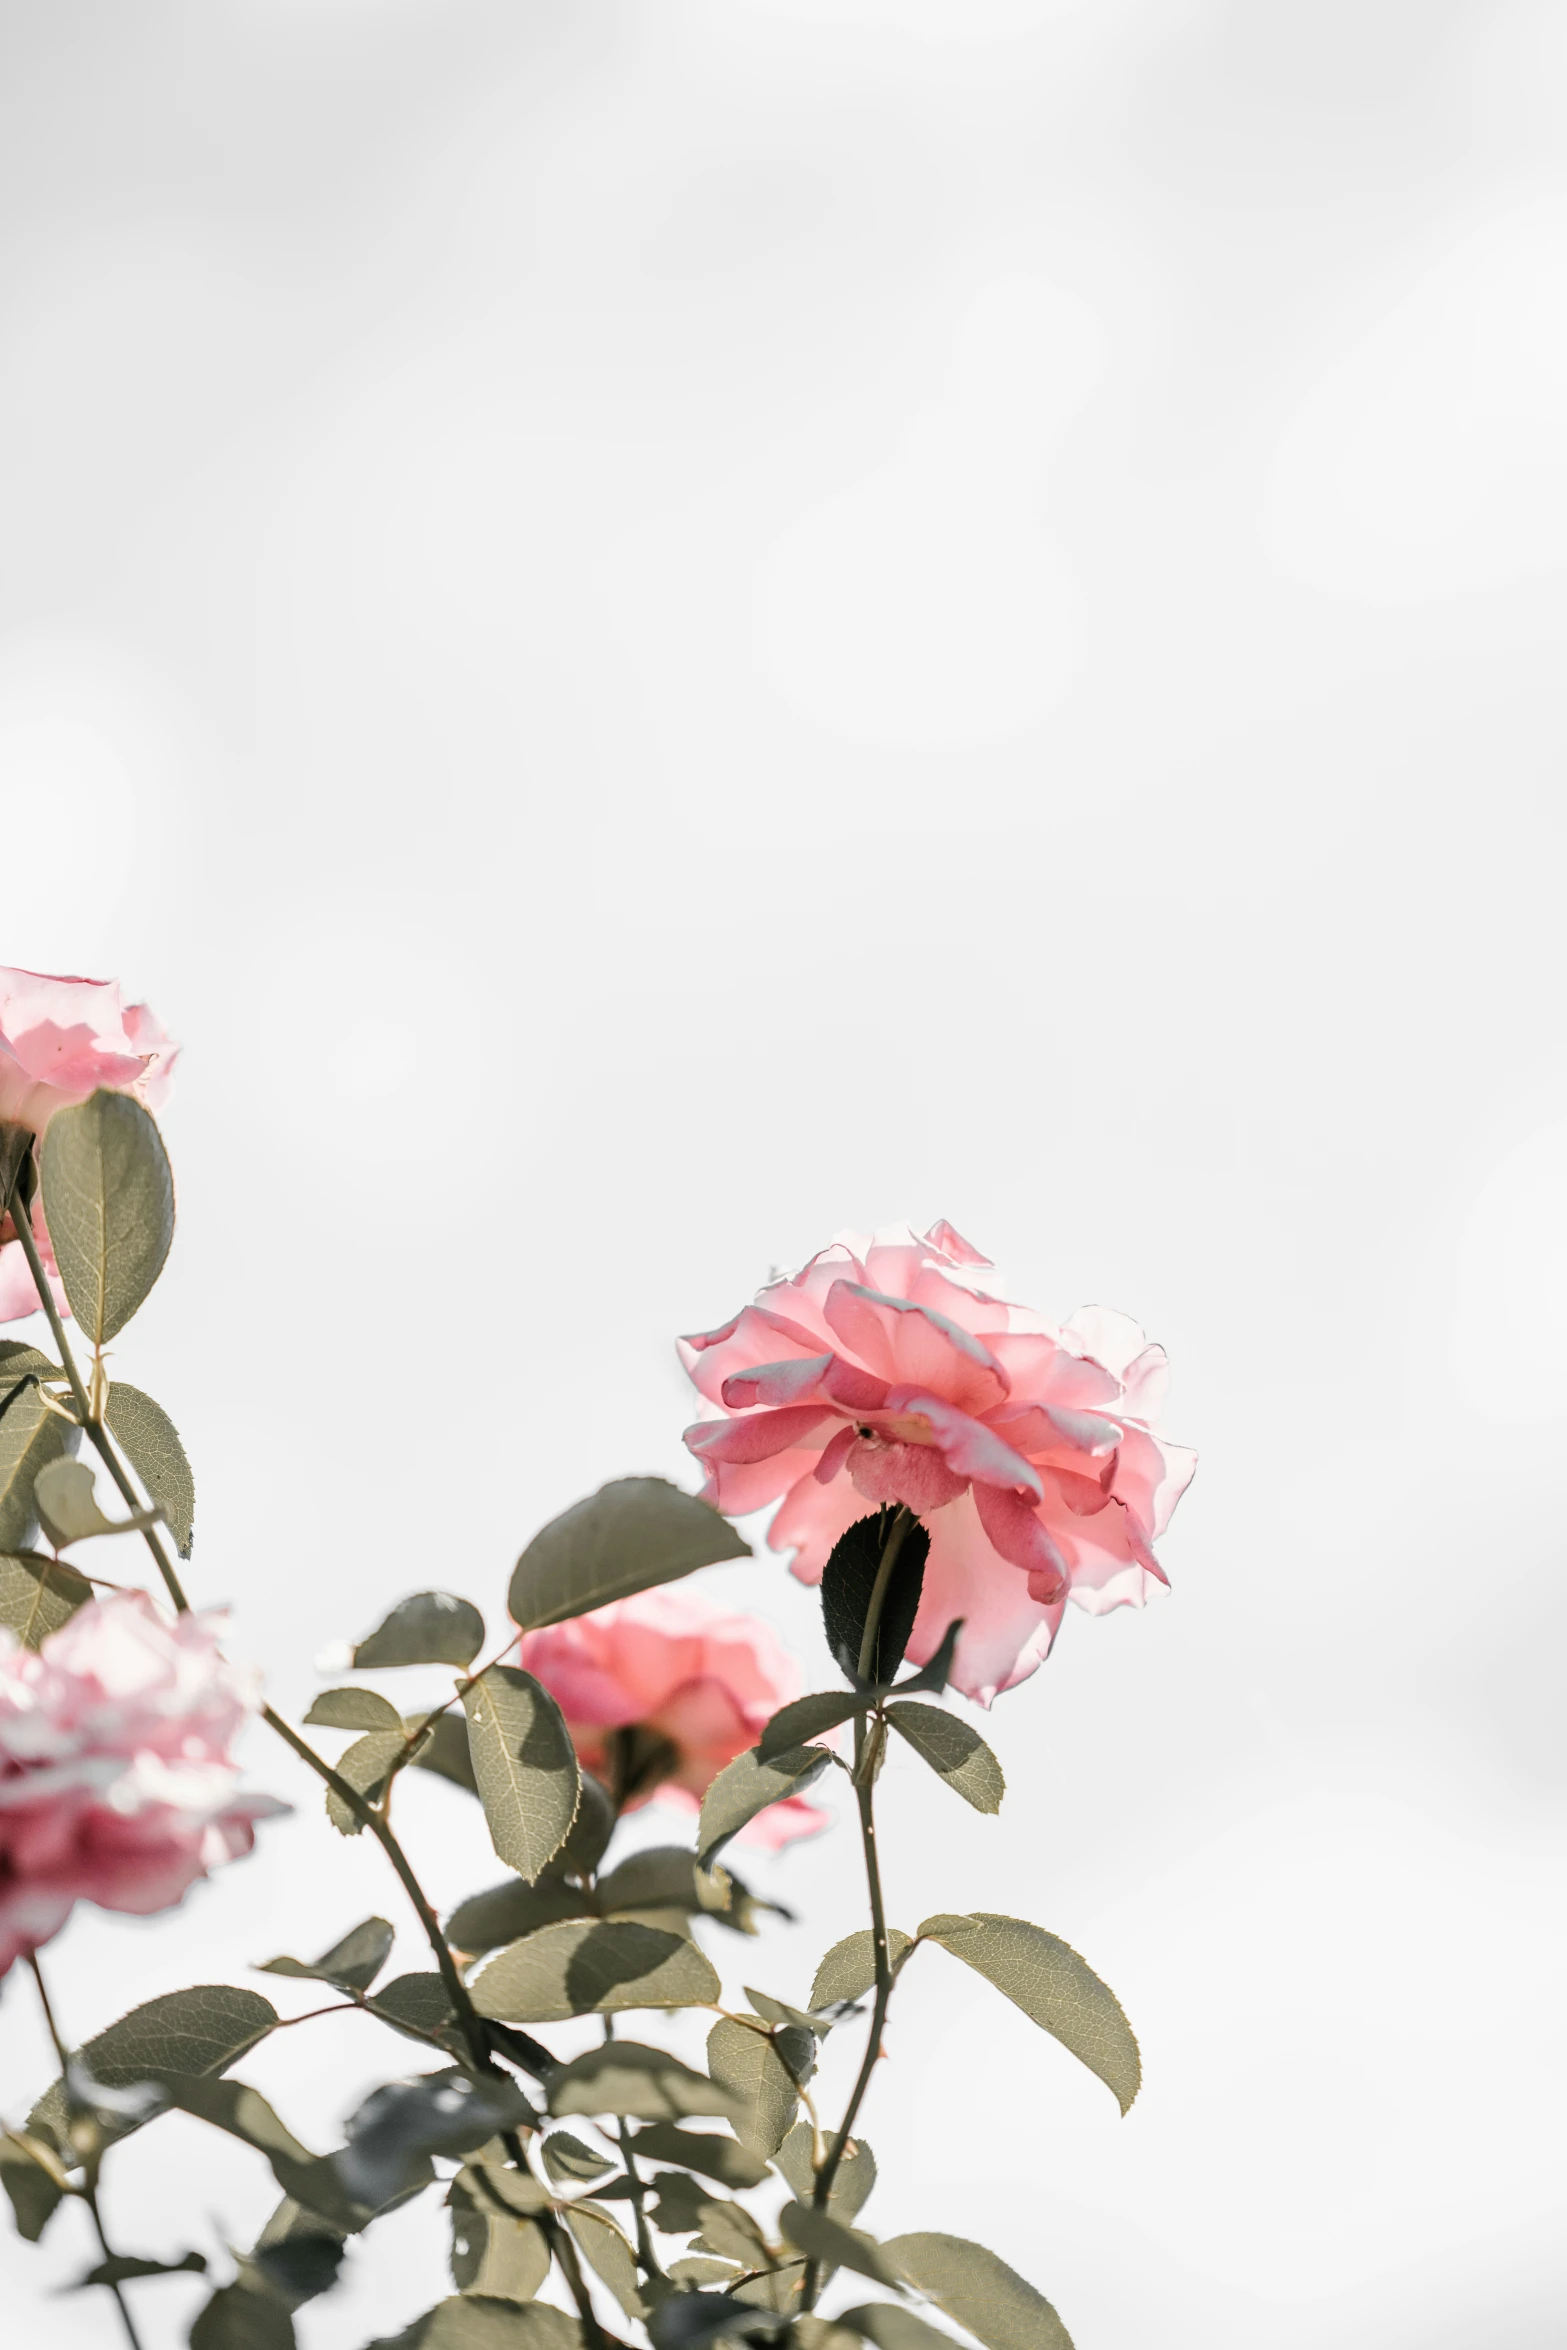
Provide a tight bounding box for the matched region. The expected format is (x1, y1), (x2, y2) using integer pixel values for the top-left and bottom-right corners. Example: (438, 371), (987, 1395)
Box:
(306, 1686), (402, 1731)
(29, 1985), (278, 2159)
(916, 1913), (1139, 2114)
(325, 1730), (407, 1834)
(757, 1691), (864, 1760)
(779, 2202), (897, 2287)
(821, 1511), (929, 1687)
(190, 2282), (298, 2350)
(550, 1770), (615, 1878)
(697, 1745), (830, 1868)
(743, 1987), (839, 2036)
(0, 1550), (93, 1648)
(371, 2301), (583, 2350)
(33, 1456), (134, 1547)
(367, 1974), (462, 2047)
(508, 1476), (749, 1630)
(794, 2322), (865, 2350)
(103, 1381), (196, 1557)
(447, 1879), (593, 1956)
(354, 1591), (486, 1668)
(0, 1381), (79, 1552)
(808, 1930), (913, 2012)
(882, 2233), (1074, 2350)
(595, 1847), (709, 1916)
(335, 2072), (531, 2215)
(40, 1091), (174, 1345)
(1, 2131), (66, 2240)
(632, 2122), (769, 2191)
(548, 2042), (743, 2125)
(541, 2130), (613, 2183)
(0, 1341), (60, 1381)
(647, 2168), (709, 2235)
(407, 1711), (481, 1796)
(773, 2123), (875, 2222)
(705, 2017), (809, 2158)
(651, 2285), (797, 2339)
(890, 1620), (963, 1698)
(250, 2200), (347, 2311)
(157, 2075), (357, 2225)
(463, 1666), (580, 1883)
(666, 2257), (741, 2286)
(565, 2201), (646, 2320)
(260, 1917), (395, 1994)
(449, 2173), (551, 2302)
(472, 1918), (720, 2024)
(691, 2195), (769, 2270)
(884, 1704), (1004, 1815)
(71, 2249), (207, 2287)
(838, 2305), (961, 2349)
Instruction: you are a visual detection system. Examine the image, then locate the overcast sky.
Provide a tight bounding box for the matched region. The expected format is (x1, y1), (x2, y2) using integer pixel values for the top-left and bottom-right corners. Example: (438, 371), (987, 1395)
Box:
(2, 4), (1565, 2346)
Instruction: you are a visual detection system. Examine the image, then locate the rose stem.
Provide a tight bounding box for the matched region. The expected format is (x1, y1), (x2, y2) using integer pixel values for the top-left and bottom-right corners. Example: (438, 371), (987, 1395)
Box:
(26, 1955), (146, 2350)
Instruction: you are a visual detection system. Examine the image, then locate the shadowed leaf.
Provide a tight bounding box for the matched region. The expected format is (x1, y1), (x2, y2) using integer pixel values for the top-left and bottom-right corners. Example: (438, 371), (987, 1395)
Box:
(260, 1918), (395, 1995)
(779, 2203), (897, 2287)
(30, 1986), (278, 2161)
(821, 1512), (928, 1687)
(839, 2306), (962, 2349)
(354, 1592), (485, 1669)
(472, 1919), (719, 2024)
(407, 1711), (480, 1796)
(325, 1732), (406, 1835)
(0, 1383), (79, 1552)
(633, 2123), (769, 2190)
(706, 2018), (810, 2158)
(565, 2201), (646, 2320)
(447, 1879), (592, 1957)
(1, 2131), (67, 2240)
(509, 1476), (749, 1630)
(697, 1746), (830, 1868)
(190, 2282), (297, 2349)
(449, 2172), (550, 2303)
(372, 2298), (583, 2347)
(757, 1692), (863, 1759)
(464, 1667), (579, 1883)
(884, 1704), (1004, 1814)
(548, 2042), (742, 2125)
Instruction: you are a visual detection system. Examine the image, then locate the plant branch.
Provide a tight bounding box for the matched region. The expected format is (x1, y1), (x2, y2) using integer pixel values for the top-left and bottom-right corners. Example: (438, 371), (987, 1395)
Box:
(7, 1186), (190, 1614)
(27, 1956), (146, 2350)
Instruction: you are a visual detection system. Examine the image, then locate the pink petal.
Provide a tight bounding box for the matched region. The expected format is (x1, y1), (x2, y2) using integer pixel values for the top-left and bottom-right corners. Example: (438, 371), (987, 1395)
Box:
(878, 1390), (1042, 1497)
(972, 1483), (1069, 1597)
(922, 1220), (992, 1267)
(684, 1406), (834, 1466)
(1060, 1304), (1152, 1380)
(678, 1304), (834, 1406)
(720, 1353), (890, 1414)
(903, 1492), (1066, 1706)
(768, 1471), (874, 1584)
(983, 1330), (1123, 1409)
(814, 1424), (857, 1483)
(823, 1283), (1010, 1414)
(693, 1444), (827, 1518)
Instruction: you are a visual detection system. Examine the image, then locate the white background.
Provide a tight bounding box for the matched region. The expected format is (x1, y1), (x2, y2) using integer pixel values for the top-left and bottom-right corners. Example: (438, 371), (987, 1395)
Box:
(2, 3), (1565, 2345)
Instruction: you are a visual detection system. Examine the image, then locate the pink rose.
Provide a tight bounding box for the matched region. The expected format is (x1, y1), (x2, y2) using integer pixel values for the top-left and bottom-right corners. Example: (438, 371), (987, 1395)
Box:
(520, 1587), (826, 1849)
(681, 1221), (1196, 1705)
(0, 966), (179, 1325)
(0, 1592), (283, 1977)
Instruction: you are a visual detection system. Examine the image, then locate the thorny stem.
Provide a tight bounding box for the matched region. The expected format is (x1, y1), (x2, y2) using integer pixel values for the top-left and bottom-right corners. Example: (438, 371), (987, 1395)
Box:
(8, 1165), (618, 2350)
(804, 1509), (910, 2309)
(26, 1957), (146, 2350)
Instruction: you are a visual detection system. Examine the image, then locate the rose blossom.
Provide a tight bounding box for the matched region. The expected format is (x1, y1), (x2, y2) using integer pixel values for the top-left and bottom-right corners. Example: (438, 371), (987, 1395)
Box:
(0, 1591), (283, 1977)
(0, 967), (179, 1325)
(680, 1221), (1195, 1706)
(520, 1587), (826, 1849)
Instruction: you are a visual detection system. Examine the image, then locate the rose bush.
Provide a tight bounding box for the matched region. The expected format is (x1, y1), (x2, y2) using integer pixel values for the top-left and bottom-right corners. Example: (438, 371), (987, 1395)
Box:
(521, 1587), (827, 1846)
(0, 971), (1192, 2350)
(0, 966), (178, 1325)
(682, 1220), (1195, 1702)
(0, 1591), (281, 1977)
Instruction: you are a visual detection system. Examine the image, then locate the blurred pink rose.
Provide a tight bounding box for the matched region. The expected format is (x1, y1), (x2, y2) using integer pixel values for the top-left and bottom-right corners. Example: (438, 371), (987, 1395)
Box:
(0, 1592), (282, 1977)
(520, 1587), (826, 1849)
(681, 1221), (1196, 1706)
(0, 966), (179, 1325)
